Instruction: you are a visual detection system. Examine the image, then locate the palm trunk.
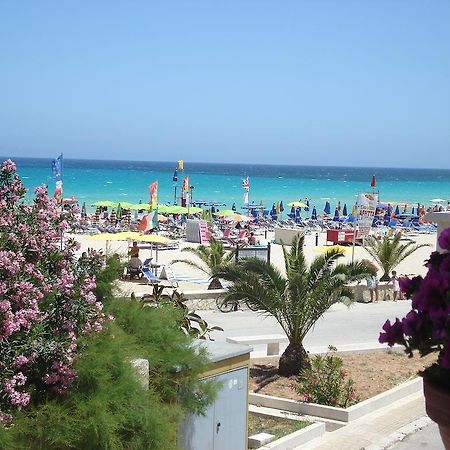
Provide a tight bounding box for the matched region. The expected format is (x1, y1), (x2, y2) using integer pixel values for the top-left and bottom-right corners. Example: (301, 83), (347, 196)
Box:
(278, 342), (310, 376)
(208, 278), (223, 290)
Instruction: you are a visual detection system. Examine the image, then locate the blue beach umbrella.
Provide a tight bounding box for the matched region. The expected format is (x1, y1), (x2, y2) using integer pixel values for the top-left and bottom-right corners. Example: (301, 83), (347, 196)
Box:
(305, 200), (310, 211)
(211, 205), (216, 214)
(387, 205), (392, 217)
(296, 207), (301, 218)
(280, 201), (284, 212)
(411, 207), (416, 215)
(342, 204), (348, 216)
(324, 201), (331, 215)
(311, 207), (317, 220)
(394, 205), (400, 216)
(333, 208), (340, 221)
(231, 202), (236, 212)
(270, 203), (276, 215)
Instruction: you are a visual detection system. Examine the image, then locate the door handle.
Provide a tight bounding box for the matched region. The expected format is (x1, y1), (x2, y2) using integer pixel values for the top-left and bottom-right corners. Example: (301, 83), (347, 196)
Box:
(216, 422), (221, 433)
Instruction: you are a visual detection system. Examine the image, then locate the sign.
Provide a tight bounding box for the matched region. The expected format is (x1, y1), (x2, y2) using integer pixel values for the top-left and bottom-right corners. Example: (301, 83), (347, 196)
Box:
(199, 221), (209, 244)
(355, 193), (378, 239)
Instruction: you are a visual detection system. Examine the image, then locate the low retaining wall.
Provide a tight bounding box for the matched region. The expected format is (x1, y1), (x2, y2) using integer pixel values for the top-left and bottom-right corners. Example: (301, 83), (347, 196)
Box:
(182, 288), (226, 310)
(249, 377), (422, 423)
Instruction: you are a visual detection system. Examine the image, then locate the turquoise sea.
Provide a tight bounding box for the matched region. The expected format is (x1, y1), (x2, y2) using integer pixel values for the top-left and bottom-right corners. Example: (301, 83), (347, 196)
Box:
(4, 157), (450, 212)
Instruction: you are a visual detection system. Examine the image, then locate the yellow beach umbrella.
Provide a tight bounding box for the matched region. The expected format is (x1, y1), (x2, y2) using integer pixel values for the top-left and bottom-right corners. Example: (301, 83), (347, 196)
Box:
(214, 209), (237, 217)
(91, 200), (118, 208)
(158, 214), (168, 222)
(316, 245), (352, 254)
(134, 234), (174, 244)
(89, 232), (133, 241)
(188, 206), (204, 214)
(288, 201), (308, 208)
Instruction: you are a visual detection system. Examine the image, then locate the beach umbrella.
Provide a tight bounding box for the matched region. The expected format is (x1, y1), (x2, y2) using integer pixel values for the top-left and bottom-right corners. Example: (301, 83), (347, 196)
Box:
(276, 202), (280, 214)
(270, 203), (276, 214)
(158, 214), (168, 222)
(317, 245), (351, 254)
(214, 209), (236, 217)
(116, 203), (123, 219)
(231, 202), (237, 212)
(352, 204), (357, 216)
(311, 207), (317, 220)
(337, 201), (341, 212)
(395, 205), (400, 216)
(333, 208), (340, 221)
(305, 200), (310, 211)
(411, 207), (416, 215)
(93, 207), (100, 224)
(227, 213), (252, 222)
(290, 206), (295, 216)
(386, 205), (392, 217)
(187, 206), (204, 214)
(371, 175), (376, 189)
(134, 234), (174, 245)
(342, 204), (348, 216)
(81, 202), (87, 217)
(288, 201), (308, 208)
(124, 210), (131, 228)
(91, 200), (118, 208)
(324, 201), (331, 215)
(211, 205), (216, 214)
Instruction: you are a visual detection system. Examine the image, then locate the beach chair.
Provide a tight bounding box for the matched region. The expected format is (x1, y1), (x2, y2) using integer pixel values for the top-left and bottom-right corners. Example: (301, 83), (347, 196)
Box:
(140, 267), (162, 285)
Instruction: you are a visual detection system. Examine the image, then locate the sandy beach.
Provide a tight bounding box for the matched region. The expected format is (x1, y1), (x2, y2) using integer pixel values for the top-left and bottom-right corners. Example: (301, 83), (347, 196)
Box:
(71, 229), (437, 300)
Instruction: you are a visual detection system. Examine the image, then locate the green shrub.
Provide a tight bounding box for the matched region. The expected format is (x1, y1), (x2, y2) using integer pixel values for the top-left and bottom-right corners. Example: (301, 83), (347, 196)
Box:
(94, 255), (125, 301)
(294, 346), (359, 408)
(0, 299), (215, 449)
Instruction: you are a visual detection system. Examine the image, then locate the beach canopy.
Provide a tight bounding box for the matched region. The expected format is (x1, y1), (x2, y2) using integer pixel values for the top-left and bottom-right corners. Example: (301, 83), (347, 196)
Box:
(288, 201), (308, 208)
(342, 204), (348, 216)
(91, 200), (118, 208)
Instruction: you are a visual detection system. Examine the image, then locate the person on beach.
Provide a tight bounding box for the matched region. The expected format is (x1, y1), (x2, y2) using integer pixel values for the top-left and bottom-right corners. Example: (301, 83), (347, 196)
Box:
(390, 270), (400, 301)
(366, 274), (379, 302)
(248, 232), (258, 245)
(129, 241), (140, 258)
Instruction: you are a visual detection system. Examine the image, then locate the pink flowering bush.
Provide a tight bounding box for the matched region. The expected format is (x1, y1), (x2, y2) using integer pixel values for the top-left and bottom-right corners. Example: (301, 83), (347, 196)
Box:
(0, 160), (106, 423)
(379, 228), (450, 389)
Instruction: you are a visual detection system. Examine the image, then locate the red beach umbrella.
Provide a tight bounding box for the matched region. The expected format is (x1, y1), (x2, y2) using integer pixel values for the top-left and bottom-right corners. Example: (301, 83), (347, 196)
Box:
(370, 175), (376, 188)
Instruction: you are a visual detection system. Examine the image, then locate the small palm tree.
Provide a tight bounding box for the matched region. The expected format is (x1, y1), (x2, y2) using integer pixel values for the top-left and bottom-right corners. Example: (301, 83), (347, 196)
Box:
(216, 236), (374, 376)
(364, 231), (429, 281)
(172, 237), (235, 289)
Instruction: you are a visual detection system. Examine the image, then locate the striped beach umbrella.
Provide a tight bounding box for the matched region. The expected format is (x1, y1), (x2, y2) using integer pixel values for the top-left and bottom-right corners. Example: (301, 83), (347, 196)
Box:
(109, 208), (116, 224)
(124, 210), (131, 228)
(93, 207), (100, 224)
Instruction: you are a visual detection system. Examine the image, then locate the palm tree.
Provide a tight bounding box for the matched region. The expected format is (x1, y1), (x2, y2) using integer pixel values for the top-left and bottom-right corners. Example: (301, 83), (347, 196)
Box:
(172, 237), (235, 289)
(364, 231), (429, 281)
(216, 236), (374, 376)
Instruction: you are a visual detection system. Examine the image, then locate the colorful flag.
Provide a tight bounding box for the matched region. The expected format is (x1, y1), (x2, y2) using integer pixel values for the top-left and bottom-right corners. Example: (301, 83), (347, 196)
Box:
(371, 175), (376, 188)
(242, 176), (249, 190)
(183, 176), (189, 193)
(178, 160), (184, 170)
(172, 169), (178, 183)
(51, 154), (63, 201)
(51, 154), (63, 182)
(149, 181), (158, 208)
(137, 209), (158, 231)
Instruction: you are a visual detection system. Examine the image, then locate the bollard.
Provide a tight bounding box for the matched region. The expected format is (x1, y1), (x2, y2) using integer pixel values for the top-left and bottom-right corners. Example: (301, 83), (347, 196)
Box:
(315, 232), (319, 246)
(264, 227), (268, 239)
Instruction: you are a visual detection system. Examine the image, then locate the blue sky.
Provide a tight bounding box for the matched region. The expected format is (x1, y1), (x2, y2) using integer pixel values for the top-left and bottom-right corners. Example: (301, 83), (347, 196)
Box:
(1, 1), (449, 168)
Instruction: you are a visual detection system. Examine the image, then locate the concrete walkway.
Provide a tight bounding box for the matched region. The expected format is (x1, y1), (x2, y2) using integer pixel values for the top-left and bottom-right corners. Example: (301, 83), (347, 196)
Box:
(388, 422), (443, 449)
(294, 392), (434, 449)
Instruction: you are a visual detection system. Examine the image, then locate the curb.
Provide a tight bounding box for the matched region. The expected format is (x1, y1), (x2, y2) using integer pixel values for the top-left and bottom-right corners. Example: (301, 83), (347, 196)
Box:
(365, 416), (432, 450)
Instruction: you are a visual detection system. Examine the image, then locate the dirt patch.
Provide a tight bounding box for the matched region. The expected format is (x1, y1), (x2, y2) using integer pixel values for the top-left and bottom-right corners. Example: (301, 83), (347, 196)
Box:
(249, 349), (435, 402)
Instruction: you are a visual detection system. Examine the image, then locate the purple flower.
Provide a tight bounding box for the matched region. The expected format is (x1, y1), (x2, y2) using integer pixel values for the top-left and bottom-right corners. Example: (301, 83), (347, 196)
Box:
(441, 341), (450, 369)
(399, 276), (422, 299)
(402, 310), (424, 338)
(379, 319), (404, 346)
(438, 228), (450, 251)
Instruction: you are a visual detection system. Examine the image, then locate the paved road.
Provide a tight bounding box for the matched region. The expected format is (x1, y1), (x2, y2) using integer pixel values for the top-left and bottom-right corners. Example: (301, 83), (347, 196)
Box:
(389, 423), (444, 449)
(202, 300), (412, 353)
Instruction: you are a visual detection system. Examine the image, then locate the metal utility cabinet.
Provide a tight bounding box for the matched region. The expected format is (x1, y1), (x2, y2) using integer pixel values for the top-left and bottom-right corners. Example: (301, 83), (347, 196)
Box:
(178, 341), (252, 450)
